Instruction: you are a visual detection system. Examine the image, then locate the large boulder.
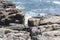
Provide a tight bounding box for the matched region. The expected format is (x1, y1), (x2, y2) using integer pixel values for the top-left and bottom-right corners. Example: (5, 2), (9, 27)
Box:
(28, 17), (40, 26)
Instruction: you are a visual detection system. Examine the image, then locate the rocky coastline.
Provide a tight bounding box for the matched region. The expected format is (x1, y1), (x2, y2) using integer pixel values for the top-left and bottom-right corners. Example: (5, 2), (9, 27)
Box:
(0, 0), (60, 40)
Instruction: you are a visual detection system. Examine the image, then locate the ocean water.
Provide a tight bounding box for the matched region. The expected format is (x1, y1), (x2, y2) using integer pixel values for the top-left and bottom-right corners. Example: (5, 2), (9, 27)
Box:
(9, 0), (60, 24)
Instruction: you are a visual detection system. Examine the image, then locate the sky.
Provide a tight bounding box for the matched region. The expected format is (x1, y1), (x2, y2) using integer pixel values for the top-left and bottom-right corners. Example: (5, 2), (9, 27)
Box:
(9, 0), (60, 24)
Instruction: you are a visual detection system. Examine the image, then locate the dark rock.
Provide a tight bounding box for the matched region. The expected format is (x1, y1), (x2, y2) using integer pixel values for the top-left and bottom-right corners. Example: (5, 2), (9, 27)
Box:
(0, 0), (25, 26)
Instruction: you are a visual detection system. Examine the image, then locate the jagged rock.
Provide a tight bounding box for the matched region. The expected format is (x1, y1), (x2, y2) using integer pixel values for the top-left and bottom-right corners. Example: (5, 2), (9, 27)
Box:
(28, 17), (40, 26)
(0, 28), (17, 40)
(30, 24), (60, 40)
(0, 6), (24, 25)
(5, 8), (20, 13)
(30, 25), (52, 36)
(0, 28), (31, 40)
(30, 27), (41, 36)
(1, 1), (16, 8)
(30, 27), (41, 40)
(5, 8), (24, 24)
(3, 31), (31, 40)
(0, 0), (24, 25)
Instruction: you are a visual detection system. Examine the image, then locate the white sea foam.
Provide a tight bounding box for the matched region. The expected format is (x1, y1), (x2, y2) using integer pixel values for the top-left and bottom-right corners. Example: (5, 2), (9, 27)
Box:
(53, 1), (60, 5)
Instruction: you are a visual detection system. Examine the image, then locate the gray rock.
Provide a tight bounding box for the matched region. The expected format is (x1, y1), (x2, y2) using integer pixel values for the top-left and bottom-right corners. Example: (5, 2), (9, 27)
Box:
(42, 30), (60, 36)
(36, 35), (60, 40)
(40, 14), (60, 25)
(0, 28), (18, 40)
(38, 25), (53, 32)
(30, 27), (41, 36)
(37, 35), (48, 40)
(5, 31), (31, 40)
(6, 23), (25, 30)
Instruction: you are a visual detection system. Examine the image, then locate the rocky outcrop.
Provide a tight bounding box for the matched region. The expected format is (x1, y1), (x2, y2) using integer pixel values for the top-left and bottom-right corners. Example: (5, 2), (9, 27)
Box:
(0, 0), (24, 26)
(28, 14), (60, 26)
(28, 14), (60, 40)
(0, 1), (29, 40)
(0, 0), (60, 40)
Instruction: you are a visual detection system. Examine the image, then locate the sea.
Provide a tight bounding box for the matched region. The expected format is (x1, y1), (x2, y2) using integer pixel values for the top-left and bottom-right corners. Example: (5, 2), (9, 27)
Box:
(9, 0), (60, 25)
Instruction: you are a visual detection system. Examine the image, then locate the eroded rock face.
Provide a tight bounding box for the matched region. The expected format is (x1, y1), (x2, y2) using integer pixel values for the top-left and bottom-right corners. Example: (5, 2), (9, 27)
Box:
(0, 28), (31, 40)
(0, 1), (24, 25)
(3, 31), (31, 40)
